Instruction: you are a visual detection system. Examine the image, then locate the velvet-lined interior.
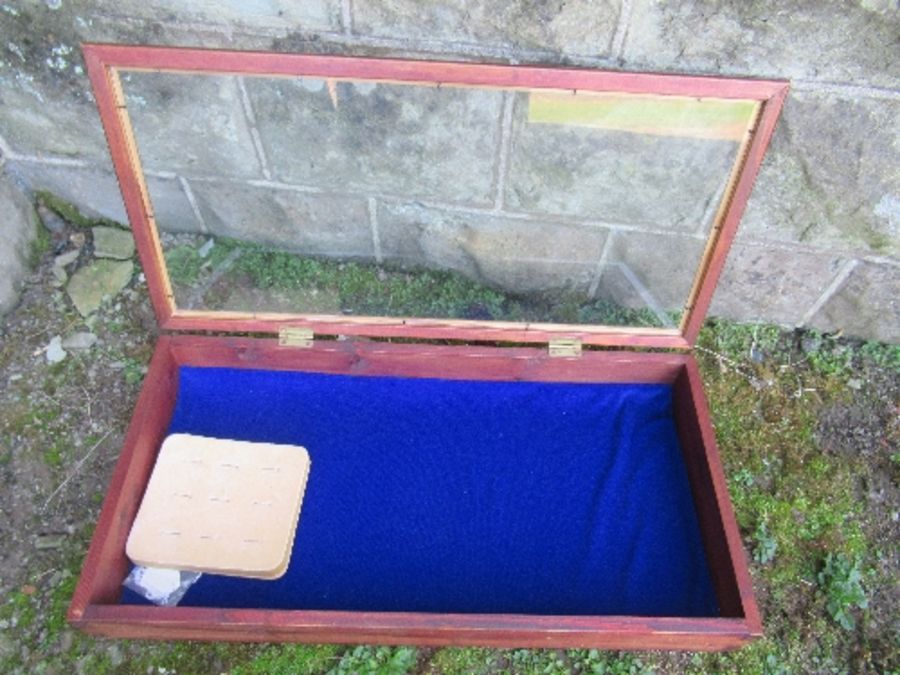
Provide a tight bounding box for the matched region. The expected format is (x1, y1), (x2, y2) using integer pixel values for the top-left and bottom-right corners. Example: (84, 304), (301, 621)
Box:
(121, 366), (718, 617)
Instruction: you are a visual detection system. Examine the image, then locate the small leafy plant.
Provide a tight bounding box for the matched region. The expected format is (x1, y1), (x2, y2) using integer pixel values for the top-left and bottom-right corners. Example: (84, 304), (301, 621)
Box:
(753, 520), (777, 564)
(802, 331), (854, 378)
(732, 467), (755, 488)
(330, 646), (417, 675)
(817, 553), (868, 630)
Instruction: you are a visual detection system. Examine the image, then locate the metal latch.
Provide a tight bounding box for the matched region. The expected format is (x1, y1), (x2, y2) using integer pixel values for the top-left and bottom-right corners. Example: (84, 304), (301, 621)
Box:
(548, 338), (582, 358)
(278, 327), (314, 348)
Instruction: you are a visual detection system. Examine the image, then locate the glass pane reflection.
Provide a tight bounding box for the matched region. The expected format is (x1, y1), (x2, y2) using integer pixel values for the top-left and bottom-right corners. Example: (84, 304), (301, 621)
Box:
(119, 70), (757, 329)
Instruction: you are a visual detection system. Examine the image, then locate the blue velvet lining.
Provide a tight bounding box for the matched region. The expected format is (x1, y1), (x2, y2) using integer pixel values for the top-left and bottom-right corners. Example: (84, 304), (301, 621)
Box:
(121, 366), (718, 617)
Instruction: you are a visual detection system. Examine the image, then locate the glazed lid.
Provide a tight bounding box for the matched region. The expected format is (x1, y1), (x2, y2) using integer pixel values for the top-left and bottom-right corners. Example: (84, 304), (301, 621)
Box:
(83, 44), (787, 349)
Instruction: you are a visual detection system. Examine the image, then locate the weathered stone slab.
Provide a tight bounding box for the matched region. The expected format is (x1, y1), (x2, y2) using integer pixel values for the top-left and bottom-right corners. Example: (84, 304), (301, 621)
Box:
(0, 169), (36, 316)
(0, 0), (293, 164)
(190, 180), (373, 258)
(742, 93), (899, 257)
(0, 1), (108, 162)
(623, 0), (900, 89)
(588, 262), (680, 327)
(377, 201), (607, 294)
(0, 81), (109, 161)
(353, 0), (621, 56)
(0, 4), (146, 161)
(61, 332), (99, 351)
(121, 72), (263, 180)
(8, 162), (203, 233)
(247, 78), (503, 206)
(66, 259), (134, 317)
(809, 262), (899, 343)
(711, 243), (848, 326)
(106, 0), (341, 33)
(505, 93), (738, 230)
(54, 250), (81, 268)
(92, 226), (135, 260)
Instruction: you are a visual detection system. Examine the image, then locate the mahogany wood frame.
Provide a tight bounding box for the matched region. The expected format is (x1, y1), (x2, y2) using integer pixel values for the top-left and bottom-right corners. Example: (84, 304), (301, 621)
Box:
(81, 43), (788, 349)
(69, 335), (761, 649)
(72, 45), (780, 649)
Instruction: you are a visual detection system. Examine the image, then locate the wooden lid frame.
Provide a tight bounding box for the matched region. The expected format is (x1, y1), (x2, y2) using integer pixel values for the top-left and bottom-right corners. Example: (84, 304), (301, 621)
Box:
(82, 43), (788, 349)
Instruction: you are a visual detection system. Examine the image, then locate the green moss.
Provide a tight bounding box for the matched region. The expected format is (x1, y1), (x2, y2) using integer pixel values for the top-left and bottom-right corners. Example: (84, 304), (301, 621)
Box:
(703, 319), (783, 362)
(858, 340), (900, 373)
(502, 649), (570, 675)
(329, 646), (418, 675)
(427, 648), (649, 675)
(231, 246), (510, 320)
(35, 190), (125, 230)
(234, 644), (341, 675)
(0, 356), (100, 470)
(426, 648), (498, 674)
(29, 212), (51, 269)
(43, 442), (65, 467)
(685, 637), (790, 675)
(164, 245), (205, 286)
(202, 240), (666, 327)
(694, 320), (890, 670)
(140, 642), (256, 673)
(0, 589), (37, 630)
(43, 572), (77, 645)
(3, 398), (68, 468)
(156, 233), (668, 327)
(164, 238), (239, 288)
(565, 650), (650, 674)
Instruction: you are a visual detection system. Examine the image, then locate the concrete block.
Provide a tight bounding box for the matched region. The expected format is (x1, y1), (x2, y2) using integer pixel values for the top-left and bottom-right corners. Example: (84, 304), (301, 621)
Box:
(103, 0), (341, 33)
(352, 0), (621, 56)
(742, 92), (899, 257)
(711, 243), (848, 326)
(377, 201), (607, 294)
(0, 77), (109, 161)
(0, 168), (36, 316)
(189, 180), (373, 258)
(246, 78), (503, 206)
(600, 230), (706, 313)
(623, 0), (900, 89)
(0, 2), (109, 160)
(121, 72), (264, 180)
(0, 2), (306, 163)
(809, 262), (899, 343)
(505, 93), (738, 230)
(9, 161), (203, 233)
(588, 262), (669, 324)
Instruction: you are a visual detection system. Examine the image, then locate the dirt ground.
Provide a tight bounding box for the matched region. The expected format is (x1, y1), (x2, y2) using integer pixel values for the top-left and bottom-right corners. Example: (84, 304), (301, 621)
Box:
(0, 206), (897, 674)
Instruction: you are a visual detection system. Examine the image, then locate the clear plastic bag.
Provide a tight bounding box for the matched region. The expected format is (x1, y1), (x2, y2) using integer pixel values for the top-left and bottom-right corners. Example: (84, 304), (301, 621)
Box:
(123, 565), (202, 606)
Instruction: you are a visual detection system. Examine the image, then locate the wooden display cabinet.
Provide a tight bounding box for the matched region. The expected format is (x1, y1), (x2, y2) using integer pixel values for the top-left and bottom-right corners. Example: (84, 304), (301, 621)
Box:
(68, 43), (788, 650)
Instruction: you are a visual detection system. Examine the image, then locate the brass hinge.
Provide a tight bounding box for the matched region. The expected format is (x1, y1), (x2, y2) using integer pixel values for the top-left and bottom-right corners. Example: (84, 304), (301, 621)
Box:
(548, 338), (582, 358)
(278, 327), (314, 348)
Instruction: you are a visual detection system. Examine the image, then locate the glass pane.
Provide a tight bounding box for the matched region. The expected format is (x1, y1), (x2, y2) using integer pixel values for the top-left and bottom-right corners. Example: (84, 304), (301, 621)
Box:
(119, 70), (757, 329)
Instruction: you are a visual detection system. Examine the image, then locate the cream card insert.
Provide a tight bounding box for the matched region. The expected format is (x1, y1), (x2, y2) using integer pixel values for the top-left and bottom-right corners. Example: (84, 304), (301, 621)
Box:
(127, 433), (311, 579)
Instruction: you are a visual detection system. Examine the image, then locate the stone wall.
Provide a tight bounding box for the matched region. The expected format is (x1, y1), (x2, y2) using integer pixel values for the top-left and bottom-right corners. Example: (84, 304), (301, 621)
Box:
(0, 163), (35, 315)
(0, 1), (897, 341)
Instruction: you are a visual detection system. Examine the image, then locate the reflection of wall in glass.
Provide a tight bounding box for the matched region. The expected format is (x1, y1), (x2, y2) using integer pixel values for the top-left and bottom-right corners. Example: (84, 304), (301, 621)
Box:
(121, 71), (755, 328)
(508, 92), (742, 231)
(246, 77), (503, 205)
